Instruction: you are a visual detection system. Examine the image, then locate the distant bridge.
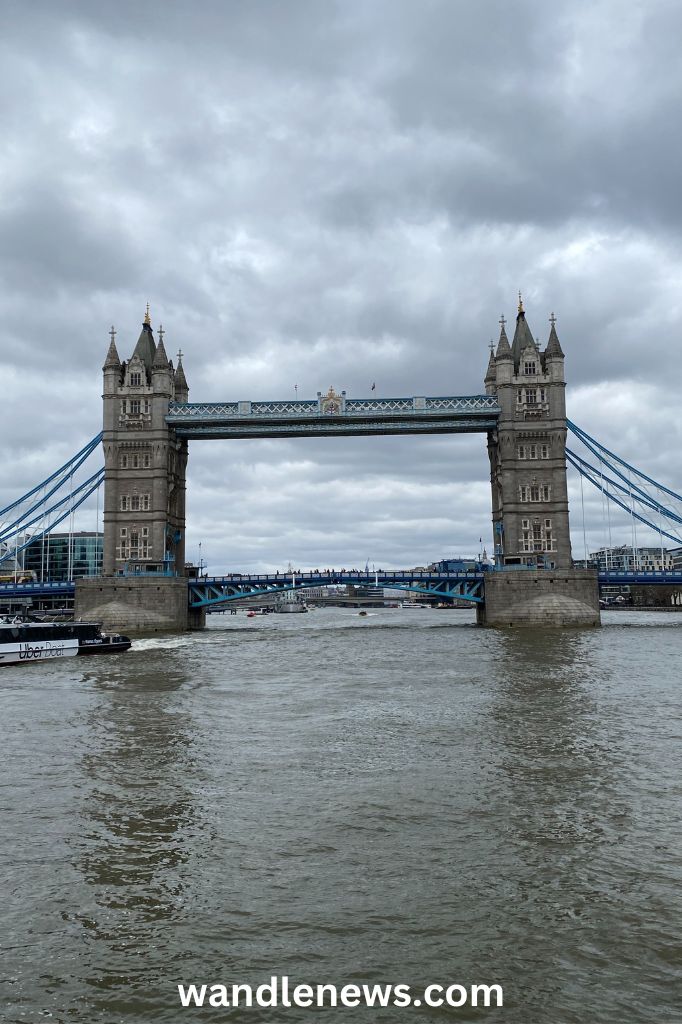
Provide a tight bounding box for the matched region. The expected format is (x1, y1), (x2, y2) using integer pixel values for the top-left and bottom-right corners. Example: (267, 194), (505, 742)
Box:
(188, 570), (486, 607)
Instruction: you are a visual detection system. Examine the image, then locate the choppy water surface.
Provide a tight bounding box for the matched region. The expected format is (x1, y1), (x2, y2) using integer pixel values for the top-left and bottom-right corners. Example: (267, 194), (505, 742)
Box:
(1, 608), (681, 1023)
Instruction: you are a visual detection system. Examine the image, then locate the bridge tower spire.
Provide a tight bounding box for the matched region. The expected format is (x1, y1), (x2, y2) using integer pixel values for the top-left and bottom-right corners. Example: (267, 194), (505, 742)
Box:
(100, 310), (189, 578)
(485, 302), (571, 569)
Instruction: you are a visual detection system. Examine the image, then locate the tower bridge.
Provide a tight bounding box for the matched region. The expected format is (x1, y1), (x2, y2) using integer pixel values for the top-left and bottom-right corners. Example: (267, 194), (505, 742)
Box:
(71, 296), (601, 629)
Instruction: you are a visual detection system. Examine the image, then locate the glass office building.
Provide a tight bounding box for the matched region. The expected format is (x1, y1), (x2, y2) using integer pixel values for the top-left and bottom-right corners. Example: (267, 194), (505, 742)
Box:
(23, 532), (103, 581)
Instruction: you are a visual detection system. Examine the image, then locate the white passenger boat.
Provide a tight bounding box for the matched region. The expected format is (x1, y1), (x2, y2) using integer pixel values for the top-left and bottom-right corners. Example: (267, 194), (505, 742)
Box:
(0, 619), (132, 666)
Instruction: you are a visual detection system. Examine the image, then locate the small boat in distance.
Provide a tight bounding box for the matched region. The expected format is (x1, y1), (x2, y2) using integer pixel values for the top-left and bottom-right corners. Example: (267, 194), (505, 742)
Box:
(0, 618), (132, 666)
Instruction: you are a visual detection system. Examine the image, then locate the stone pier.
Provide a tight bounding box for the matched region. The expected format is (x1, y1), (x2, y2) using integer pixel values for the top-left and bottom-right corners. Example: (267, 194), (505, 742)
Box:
(476, 569), (600, 627)
(75, 576), (205, 634)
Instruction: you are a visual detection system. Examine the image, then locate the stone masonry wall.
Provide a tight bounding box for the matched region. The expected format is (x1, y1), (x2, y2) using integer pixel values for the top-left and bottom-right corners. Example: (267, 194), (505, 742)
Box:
(477, 569), (600, 627)
(75, 577), (204, 633)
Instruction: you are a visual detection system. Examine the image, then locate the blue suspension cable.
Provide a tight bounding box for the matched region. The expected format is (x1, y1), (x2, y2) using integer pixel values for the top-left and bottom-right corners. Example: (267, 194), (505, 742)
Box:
(0, 471), (105, 564)
(566, 448), (682, 526)
(0, 468), (105, 545)
(0, 436), (104, 536)
(567, 420), (682, 504)
(568, 422), (679, 513)
(0, 433), (102, 520)
(566, 451), (682, 546)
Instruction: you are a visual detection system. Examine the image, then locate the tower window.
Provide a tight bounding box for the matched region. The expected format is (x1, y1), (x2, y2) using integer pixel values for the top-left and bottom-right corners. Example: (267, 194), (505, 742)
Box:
(519, 517), (555, 553)
(519, 484), (551, 502)
(525, 388), (538, 405)
(130, 372), (142, 386)
(523, 360), (536, 375)
(120, 496), (129, 511)
(119, 454), (128, 469)
(129, 399), (141, 415)
(540, 443), (550, 459)
(517, 443), (539, 460)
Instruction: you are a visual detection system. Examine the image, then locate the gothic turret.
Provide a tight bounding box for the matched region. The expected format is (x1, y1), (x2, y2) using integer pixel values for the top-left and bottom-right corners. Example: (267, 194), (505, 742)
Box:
(103, 326), (122, 400)
(484, 345), (497, 394)
(544, 314), (565, 382)
(103, 327), (121, 370)
(546, 315), (563, 356)
(152, 328), (170, 369)
(130, 303), (156, 378)
(494, 317), (513, 385)
(495, 320), (512, 359)
(510, 293), (537, 371)
(174, 353), (189, 402)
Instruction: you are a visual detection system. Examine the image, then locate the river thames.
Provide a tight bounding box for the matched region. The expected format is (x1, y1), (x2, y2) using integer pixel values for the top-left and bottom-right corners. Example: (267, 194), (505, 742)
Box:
(2, 608), (680, 1023)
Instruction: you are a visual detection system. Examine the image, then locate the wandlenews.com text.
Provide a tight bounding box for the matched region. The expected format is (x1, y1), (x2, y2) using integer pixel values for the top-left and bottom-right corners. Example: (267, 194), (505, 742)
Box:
(178, 977), (503, 1010)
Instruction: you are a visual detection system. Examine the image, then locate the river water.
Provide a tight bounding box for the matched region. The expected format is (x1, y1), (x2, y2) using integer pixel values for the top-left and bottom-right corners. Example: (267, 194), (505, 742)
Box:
(1, 608), (681, 1023)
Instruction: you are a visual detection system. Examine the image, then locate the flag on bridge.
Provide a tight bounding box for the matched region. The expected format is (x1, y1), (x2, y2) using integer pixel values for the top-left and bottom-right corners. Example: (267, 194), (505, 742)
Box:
(371, 382), (376, 391)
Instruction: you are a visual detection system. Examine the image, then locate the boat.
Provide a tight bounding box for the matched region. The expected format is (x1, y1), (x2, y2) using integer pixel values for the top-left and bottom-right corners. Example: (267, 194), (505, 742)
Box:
(0, 618), (132, 666)
(273, 591), (308, 613)
(271, 570), (309, 614)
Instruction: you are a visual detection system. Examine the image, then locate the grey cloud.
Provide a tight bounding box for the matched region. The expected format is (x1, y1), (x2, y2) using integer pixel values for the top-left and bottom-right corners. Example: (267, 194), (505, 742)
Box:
(1, 0), (681, 572)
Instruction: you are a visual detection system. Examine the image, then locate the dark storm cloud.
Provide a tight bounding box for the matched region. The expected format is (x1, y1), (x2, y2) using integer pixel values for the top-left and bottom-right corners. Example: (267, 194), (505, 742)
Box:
(1, 0), (681, 569)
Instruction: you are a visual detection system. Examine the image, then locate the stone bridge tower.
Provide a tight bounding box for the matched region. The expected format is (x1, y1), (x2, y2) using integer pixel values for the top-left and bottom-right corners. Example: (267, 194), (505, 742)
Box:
(479, 298), (599, 626)
(101, 308), (189, 576)
(484, 297), (571, 569)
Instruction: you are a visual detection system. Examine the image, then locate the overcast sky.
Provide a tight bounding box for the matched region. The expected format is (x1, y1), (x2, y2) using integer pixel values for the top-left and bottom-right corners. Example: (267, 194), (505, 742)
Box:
(2, 0), (682, 572)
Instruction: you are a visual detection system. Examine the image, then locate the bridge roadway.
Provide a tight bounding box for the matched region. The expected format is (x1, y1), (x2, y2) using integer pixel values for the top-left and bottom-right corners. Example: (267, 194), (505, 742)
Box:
(2, 569), (682, 610)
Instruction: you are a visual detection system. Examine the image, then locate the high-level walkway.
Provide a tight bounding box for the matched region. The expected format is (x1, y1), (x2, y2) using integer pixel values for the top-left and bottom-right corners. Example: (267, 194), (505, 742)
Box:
(165, 394), (500, 438)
